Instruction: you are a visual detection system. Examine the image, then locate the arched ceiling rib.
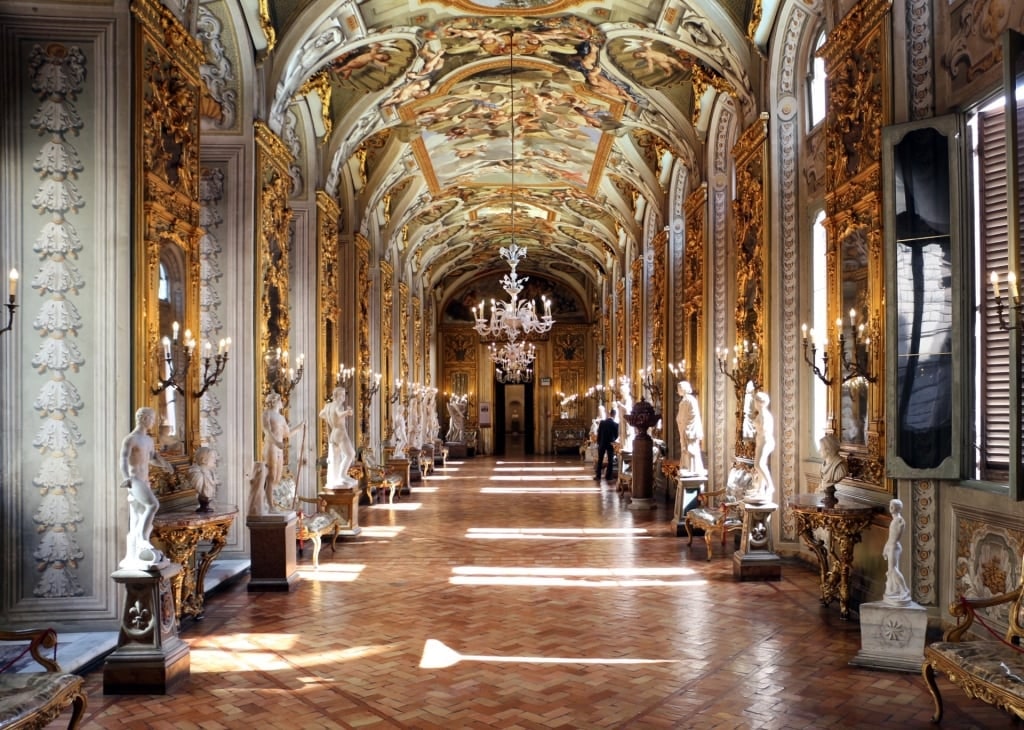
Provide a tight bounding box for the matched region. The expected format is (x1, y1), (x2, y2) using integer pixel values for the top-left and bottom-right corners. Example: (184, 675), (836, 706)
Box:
(264, 0), (760, 313)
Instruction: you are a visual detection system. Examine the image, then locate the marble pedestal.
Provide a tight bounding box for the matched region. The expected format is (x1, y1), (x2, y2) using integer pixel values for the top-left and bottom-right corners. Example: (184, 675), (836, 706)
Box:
(246, 511), (299, 592)
(408, 447), (422, 482)
(627, 433), (656, 510)
(104, 562), (190, 694)
(387, 458), (412, 496)
(446, 441), (467, 459)
(733, 501), (781, 581)
(850, 600), (928, 672)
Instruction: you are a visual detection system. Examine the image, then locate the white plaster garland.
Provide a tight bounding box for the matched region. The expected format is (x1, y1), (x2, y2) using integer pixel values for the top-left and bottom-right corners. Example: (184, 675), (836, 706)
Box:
(197, 1), (238, 130)
(198, 167), (227, 447)
(27, 43), (88, 598)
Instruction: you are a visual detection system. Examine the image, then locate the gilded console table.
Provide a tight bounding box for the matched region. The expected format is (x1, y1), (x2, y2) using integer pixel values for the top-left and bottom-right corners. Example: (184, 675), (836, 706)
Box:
(789, 494), (876, 620)
(152, 505), (237, 620)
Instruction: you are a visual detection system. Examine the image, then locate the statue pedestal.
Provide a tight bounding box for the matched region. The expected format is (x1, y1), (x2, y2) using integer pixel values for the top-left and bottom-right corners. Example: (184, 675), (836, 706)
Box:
(446, 441), (467, 459)
(850, 600), (928, 672)
(733, 501), (781, 581)
(246, 512), (299, 592)
(104, 562), (190, 694)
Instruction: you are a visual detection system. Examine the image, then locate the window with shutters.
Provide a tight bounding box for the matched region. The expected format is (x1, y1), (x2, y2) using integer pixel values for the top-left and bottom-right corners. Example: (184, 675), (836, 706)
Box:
(969, 99), (1011, 484)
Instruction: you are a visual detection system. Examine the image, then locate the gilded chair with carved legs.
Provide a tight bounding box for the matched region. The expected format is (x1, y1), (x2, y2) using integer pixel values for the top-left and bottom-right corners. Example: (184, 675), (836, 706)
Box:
(684, 465), (750, 560)
(360, 448), (403, 504)
(270, 474), (341, 568)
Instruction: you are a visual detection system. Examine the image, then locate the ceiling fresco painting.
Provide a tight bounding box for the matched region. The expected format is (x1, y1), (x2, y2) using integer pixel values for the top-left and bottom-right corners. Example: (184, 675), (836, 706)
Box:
(265, 0), (765, 316)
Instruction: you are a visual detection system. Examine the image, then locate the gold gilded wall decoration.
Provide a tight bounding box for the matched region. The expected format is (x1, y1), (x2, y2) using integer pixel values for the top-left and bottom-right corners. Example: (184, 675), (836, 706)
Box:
(380, 259), (394, 425)
(355, 234), (371, 443)
(630, 256), (643, 376)
(132, 0), (205, 499)
(316, 191), (340, 456)
(414, 296), (423, 385)
(821, 0), (890, 491)
(255, 120), (295, 406)
(615, 279), (626, 377)
(683, 185), (706, 389)
(650, 229), (668, 371)
(399, 281), (410, 382)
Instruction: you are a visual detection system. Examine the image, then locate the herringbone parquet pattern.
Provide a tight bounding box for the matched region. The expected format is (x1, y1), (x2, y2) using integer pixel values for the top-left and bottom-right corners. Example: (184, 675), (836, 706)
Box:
(55, 456), (1010, 728)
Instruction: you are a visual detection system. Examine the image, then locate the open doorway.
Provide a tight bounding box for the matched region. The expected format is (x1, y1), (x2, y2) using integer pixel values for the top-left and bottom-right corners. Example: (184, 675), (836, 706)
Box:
(493, 379), (535, 456)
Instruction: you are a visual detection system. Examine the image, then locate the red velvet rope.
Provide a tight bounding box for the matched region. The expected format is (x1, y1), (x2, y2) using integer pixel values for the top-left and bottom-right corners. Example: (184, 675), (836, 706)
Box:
(957, 596), (1024, 654)
(0, 628), (58, 674)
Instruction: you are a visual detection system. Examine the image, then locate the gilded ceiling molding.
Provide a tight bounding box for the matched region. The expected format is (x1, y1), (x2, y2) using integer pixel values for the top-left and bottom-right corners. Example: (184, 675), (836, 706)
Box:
(297, 69), (333, 142)
(257, 0), (277, 54)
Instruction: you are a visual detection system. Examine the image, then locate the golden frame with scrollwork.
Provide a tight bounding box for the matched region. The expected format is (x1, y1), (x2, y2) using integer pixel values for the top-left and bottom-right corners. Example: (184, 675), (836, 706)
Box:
(316, 191), (341, 460)
(132, 0), (204, 502)
(682, 185), (706, 392)
(821, 0), (891, 493)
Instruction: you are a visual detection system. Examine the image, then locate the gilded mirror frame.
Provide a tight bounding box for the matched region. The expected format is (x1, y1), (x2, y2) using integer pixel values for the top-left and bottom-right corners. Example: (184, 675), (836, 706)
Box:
(132, 0), (204, 503)
(820, 0), (892, 493)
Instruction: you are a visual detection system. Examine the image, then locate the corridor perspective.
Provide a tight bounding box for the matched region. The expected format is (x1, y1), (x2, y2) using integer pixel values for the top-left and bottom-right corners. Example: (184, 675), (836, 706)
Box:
(66, 457), (1000, 729)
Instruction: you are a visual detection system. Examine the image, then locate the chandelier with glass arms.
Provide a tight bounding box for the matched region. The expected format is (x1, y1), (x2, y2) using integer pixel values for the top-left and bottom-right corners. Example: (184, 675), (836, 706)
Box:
(472, 33), (555, 385)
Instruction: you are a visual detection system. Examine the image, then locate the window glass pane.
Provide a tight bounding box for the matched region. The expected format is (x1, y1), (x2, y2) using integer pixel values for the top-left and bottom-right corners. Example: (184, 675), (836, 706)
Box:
(808, 32), (827, 128)
(812, 210), (828, 446)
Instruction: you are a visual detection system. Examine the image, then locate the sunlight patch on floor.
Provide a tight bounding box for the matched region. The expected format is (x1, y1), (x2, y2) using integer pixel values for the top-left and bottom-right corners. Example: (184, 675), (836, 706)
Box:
(480, 487), (602, 494)
(358, 525), (406, 538)
(297, 563), (366, 581)
(367, 502), (422, 511)
(491, 466), (589, 473)
(419, 638), (679, 669)
(411, 486), (440, 492)
(485, 475), (597, 482)
(466, 527), (648, 537)
(448, 564), (705, 587)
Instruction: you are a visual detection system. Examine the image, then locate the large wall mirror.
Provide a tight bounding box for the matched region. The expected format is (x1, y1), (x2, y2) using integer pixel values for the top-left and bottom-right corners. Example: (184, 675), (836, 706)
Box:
(882, 116), (964, 479)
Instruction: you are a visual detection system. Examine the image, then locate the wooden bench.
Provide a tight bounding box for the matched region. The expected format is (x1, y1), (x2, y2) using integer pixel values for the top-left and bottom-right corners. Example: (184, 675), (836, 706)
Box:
(922, 554), (1024, 722)
(0, 628), (87, 729)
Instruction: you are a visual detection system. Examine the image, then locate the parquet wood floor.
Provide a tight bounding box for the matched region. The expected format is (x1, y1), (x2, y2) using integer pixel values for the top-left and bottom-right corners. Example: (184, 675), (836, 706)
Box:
(55, 456), (1012, 728)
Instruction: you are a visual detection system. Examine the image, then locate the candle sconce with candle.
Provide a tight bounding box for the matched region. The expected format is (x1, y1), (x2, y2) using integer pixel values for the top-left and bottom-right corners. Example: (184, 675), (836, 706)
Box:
(265, 347), (304, 401)
(837, 309), (877, 383)
(193, 337), (232, 398)
(359, 369), (382, 439)
(717, 340), (761, 390)
(152, 321), (197, 395)
(801, 324), (833, 386)
(1, 268), (18, 337)
(638, 366), (663, 409)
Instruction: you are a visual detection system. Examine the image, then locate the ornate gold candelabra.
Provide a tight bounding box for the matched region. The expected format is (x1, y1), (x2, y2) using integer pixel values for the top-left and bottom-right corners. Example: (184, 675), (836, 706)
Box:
(717, 340), (761, 389)
(801, 324), (833, 386)
(153, 321), (196, 395)
(194, 338), (232, 397)
(0, 269), (17, 337)
(638, 366), (664, 410)
(837, 309), (877, 383)
(265, 347), (304, 400)
(359, 369), (382, 438)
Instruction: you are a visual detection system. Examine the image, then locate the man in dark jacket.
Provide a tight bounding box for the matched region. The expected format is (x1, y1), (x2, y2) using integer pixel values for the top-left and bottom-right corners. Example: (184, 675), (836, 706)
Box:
(595, 409), (619, 480)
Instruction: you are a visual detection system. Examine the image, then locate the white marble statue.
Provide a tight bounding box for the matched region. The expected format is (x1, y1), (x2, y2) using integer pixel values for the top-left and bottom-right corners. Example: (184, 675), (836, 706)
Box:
(884, 498), (912, 605)
(261, 391), (303, 497)
(426, 387), (440, 443)
(447, 395), (467, 442)
(187, 445), (220, 512)
(119, 406), (171, 568)
(407, 389), (422, 449)
(745, 391), (775, 503)
(246, 460), (270, 516)
(741, 380), (757, 440)
(319, 385), (357, 487)
(615, 376), (634, 452)
(818, 434), (848, 499)
(391, 396), (408, 459)
(676, 381), (705, 475)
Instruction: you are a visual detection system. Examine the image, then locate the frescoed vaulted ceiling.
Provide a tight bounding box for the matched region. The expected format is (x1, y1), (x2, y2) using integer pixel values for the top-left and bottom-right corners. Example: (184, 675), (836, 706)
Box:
(255, 0), (768, 315)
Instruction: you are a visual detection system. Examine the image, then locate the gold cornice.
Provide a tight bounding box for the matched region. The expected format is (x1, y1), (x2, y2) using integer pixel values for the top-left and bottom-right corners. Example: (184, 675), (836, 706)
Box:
(257, 0), (277, 54)
(131, 0), (205, 79)
(819, 0), (892, 64)
(297, 70), (333, 143)
(254, 119), (293, 173)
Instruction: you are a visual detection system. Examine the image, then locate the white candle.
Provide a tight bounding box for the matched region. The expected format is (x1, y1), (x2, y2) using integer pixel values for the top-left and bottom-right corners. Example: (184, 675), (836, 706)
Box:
(1010, 271), (1019, 300)
(992, 271), (1002, 299)
(801, 323), (808, 339)
(849, 308), (857, 327)
(162, 336), (171, 359)
(172, 321), (180, 341)
(8, 268), (18, 300)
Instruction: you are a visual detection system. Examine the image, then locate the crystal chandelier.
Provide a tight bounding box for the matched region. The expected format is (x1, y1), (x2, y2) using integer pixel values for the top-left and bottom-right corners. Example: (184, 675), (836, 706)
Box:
(473, 34), (554, 384)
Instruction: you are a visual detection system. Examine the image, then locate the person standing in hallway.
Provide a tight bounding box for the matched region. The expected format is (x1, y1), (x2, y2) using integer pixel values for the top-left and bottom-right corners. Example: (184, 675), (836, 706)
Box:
(595, 408), (619, 480)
